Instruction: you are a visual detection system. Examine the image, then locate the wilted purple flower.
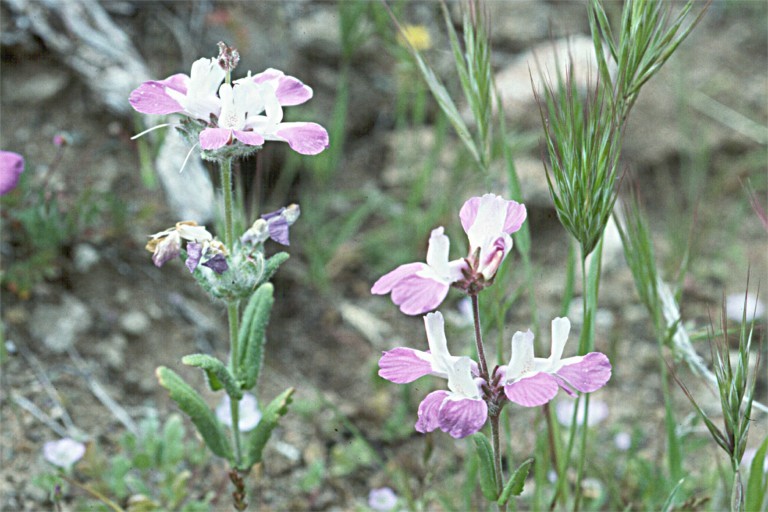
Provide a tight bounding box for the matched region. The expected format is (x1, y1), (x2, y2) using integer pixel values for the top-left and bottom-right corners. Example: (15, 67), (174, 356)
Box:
(372, 194), (526, 315)
(43, 438), (86, 469)
(368, 487), (398, 511)
(379, 312), (487, 439)
(0, 150), (24, 195)
(241, 204), (301, 246)
(146, 221), (227, 273)
(216, 393), (262, 432)
(501, 317), (611, 407)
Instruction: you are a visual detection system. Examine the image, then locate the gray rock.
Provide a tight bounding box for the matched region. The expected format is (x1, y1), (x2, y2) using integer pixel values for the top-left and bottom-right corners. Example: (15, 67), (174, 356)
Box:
(119, 310), (150, 337)
(30, 294), (92, 353)
(73, 243), (100, 273)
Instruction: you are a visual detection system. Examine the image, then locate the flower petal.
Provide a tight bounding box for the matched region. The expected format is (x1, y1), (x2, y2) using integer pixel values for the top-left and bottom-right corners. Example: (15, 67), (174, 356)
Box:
(252, 68), (314, 106)
(129, 79), (186, 115)
(272, 122), (329, 155)
(415, 390), (448, 434)
(389, 274), (450, 315)
(202, 253), (229, 274)
(504, 372), (559, 406)
(372, 262), (426, 295)
(0, 150), (24, 195)
(503, 200), (527, 234)
(233, 130), (265, 147)
(378, 347), (432, 383)
(185, 242), (203, 272)
(152, 232), (181, 267)
(199, 128), (232, 149)
(459, 196), (481, 234)
(555, 352), (611, 394)
(438, 396), (488, 438)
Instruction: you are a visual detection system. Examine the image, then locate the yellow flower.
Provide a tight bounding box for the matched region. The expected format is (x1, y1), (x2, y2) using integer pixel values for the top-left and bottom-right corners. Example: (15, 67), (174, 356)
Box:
(398, 24), (431, 51)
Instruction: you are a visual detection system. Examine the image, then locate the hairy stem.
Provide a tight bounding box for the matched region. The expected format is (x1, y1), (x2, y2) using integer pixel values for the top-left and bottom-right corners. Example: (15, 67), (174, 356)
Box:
(490, 412), (505, 509)
(221, 157), (243, 467)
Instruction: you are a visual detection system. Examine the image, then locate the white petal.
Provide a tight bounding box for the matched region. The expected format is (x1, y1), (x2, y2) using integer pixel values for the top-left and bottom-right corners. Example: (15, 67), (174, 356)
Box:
(446, 357), (481, 399)
(549, 317), (571, 367)
(505, 330), (535, 381)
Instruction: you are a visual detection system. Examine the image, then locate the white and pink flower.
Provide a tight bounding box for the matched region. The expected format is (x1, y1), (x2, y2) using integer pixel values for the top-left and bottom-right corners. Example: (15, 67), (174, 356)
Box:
(372, 227), (468, 316)
(129, 54), (328, 156)
(502, 317), (611, 407)
(378, 312), (487, 439)
(372, 194), (527, 315)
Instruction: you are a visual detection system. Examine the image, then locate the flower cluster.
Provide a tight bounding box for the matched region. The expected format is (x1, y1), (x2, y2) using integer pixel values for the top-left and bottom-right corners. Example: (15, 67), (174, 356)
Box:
(146, 221), (228, 274)
(372, 194), (527, 315)
(374, 194), (611, 439)
(129, 47), (329, 159)
(379, 312), (611, 438)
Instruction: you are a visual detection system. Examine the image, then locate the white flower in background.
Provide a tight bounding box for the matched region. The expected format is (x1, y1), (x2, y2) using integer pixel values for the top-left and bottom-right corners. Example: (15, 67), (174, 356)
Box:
(43, 438), (86, 469)
(725, 293), (766, 322)
(216, 393), (262, 432)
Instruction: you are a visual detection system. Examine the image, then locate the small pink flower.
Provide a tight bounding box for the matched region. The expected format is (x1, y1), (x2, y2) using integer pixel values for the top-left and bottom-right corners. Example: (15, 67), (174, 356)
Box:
(372, 228), (467, 315)
(379, 312), (487, 439)
(502, 317), (611, 407)
(460, 193), (526, 282)
(372, 194), (526, 315)
(43, 438), (86, 469)
(0, 150), (24, 195)
(368, 487), (398, 511)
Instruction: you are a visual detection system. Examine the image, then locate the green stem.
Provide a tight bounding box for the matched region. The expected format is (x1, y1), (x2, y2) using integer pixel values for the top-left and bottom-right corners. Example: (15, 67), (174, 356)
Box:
(220, 157), (243, 467)
(490, 412), (505, 508)
(471, 293), (490, 380)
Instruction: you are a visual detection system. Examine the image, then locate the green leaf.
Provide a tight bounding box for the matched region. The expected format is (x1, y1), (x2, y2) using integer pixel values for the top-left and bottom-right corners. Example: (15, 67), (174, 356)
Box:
(156, 367), (233, 461)
(243, 387), (294, 469)
(472, 433), (498, 501)
(498, 457), (534, 506)
(745, 435), (768, 512)
(236, 283), (275, 390)
(182, 354), (242, 400)
(263, 252), (289, 283)
(661, 478), (686, 512)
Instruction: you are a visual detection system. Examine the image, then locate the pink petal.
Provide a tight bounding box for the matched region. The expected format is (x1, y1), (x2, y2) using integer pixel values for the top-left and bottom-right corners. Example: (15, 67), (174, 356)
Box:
(504, 372), (559, 406)
(199, 128), (232, 150)
(273, 122), (329, 155)
(503, 201), (527, 234)
(459, 196), (481, 234)
(378, 348), (432, 384)
(372, 262), (426, 294)
(555, 352), (611, 394)
(252, 69), (313, 106)
(161, 73), (189, 94)
(129, 80), (185, 115)
(415, 390), (448, 434)
(0, 151), (24, 195)
(438, 397), (488, 438)
(389, 274), (450, 316)
(233, 130), (265, 147)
